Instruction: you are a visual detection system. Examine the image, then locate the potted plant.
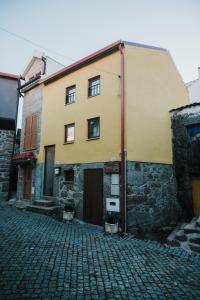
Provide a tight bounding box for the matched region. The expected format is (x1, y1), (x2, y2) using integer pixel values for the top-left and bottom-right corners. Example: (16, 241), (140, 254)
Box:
(105, 211), (119, 234)
(63, 203), (75, 221)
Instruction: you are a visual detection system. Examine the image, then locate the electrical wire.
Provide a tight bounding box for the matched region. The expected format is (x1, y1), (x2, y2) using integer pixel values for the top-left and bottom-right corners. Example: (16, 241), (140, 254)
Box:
(0, 25), (119, 77)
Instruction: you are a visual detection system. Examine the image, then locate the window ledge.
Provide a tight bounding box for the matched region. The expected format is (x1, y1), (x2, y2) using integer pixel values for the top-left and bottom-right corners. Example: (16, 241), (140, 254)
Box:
(63, 141), (74, 145)
(88, 93), (100, 99)
(65, 102), (75, 106)
(86, 137), (100, 141)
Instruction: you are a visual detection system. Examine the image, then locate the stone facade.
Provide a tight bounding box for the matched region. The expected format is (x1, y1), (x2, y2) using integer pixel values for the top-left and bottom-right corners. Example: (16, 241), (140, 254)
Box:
(170, 104), (200, 220)
(38, 160), (180, 231)
(0, 130), (15, 200)
(127, 161), (180, 231)
(53, 163), (112, 220)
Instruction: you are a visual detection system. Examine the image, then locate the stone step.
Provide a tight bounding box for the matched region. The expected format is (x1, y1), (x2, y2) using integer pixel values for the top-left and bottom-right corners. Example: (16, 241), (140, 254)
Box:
(167, 223), (186, 247)
(43, 196), (57, 201)
(196, 216), (200, 227)
(188, 243), (200, 254)
(184, 223), (200, 234)
(34, 199), (54, 207)
(187, 233), (200, 244)
(175, 229), (187, 242)
(26, 205), (59, 216)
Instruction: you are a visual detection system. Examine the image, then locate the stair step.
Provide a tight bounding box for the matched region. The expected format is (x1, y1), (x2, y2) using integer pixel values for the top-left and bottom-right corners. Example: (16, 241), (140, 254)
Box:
(189, 243), (200, 254)
(43, 196), (57, 201)
(26, 205), (59, 216)
(167, 223), (186, 246)
(187, 233), (200, 244)
(184, 224), (200, 234)
(175, 230), (187, 242)
(34, 199), (54, 207)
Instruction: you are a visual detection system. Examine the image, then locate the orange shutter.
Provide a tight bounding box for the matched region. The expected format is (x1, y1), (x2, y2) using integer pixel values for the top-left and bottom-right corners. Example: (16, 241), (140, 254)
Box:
(30, 113), (38, 149)
(24, 116), (32, 150)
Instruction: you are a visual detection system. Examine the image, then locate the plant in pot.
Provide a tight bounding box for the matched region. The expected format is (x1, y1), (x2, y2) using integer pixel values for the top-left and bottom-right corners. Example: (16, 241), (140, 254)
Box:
(63, 203), (75, 221)
(105, 211), (119, 234)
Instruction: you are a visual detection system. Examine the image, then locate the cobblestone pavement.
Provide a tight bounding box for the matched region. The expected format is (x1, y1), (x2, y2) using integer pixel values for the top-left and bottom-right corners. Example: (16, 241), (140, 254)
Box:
(0, 203), (200, 300)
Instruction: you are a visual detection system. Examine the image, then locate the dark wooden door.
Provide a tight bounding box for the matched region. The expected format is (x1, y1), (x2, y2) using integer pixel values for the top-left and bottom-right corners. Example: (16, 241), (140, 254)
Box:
(23, 166), (32, 199)
(44, 145), (55, 196)
(84, 169), (103, 225)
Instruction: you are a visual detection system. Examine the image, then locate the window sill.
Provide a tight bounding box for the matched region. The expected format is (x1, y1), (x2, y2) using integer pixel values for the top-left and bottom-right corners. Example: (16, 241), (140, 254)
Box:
(86, 137), (100, 141)
(88, 93), (100, 99)
(63, 141), (74, 145)
(65, 102), (75, 106)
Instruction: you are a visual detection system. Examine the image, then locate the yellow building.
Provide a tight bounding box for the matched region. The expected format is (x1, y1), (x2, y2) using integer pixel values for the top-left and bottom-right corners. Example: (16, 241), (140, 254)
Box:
(36, 41), (188, 231)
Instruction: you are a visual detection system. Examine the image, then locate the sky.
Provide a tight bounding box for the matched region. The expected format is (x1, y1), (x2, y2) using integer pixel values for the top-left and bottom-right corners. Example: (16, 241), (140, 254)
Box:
(0, 0), (199, 127)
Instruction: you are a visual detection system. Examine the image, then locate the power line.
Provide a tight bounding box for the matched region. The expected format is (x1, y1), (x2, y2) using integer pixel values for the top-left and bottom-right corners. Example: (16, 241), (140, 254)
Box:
(0, 25), (119, 77)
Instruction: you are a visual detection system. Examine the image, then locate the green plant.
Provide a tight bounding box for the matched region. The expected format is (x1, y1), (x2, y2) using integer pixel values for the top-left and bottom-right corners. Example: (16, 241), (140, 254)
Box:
(105, 212), (119, 224)
(64, 203), (74, 212)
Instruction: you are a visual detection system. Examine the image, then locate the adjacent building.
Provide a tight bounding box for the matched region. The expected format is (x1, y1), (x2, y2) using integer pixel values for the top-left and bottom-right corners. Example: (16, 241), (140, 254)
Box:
(186, 67), (200, 103)
(0, 72), (19, 200)
(33, 40), (189, 231)
(13, 51), (63, 201)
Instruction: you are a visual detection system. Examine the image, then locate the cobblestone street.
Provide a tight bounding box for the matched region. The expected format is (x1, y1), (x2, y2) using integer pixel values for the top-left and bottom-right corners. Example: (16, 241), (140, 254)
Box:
(0, 203), (200, 299)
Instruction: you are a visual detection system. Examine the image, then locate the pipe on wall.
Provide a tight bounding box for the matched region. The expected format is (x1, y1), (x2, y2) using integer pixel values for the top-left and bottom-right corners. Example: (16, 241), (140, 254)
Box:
(119, 43), (126, 233)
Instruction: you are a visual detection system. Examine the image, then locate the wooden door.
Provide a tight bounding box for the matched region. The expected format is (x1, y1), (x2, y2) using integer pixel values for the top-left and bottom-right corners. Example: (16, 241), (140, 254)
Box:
(44, 145), (55, 196)
(23, 166), (32, 200)
(192, 178), (200, 216)
(84, 169), (103, 225)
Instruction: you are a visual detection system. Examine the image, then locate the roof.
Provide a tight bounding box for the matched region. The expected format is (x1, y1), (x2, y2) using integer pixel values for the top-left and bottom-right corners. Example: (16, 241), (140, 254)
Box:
(169, 102), (200, 113)
(21, 51), (45, 78)
(43, 40), (167, 85)
(12, 152), (37, 161)
(0, 72), (19, 80)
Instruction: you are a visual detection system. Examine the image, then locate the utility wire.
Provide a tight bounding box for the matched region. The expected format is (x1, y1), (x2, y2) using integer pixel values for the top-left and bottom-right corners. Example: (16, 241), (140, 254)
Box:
(0, 25), (119, 77)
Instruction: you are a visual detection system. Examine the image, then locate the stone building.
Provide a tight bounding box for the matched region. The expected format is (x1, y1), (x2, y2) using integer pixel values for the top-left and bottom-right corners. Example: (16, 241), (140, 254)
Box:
(33, 40), (189, 232)
(13, 52), (63, 201)
(186, 67), (200, 103)
(0, 72), (19, 200)
(170, 103), (200, 220)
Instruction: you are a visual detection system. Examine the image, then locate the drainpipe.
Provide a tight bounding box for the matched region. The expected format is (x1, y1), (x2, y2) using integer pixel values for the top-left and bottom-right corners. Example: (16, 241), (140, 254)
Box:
(119, 43), (126, 233)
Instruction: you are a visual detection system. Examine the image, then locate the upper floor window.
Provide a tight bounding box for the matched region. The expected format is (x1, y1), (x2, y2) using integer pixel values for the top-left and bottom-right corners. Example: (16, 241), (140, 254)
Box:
(88, 117), (100, 139)
(24, 113), (38, 150)
(64, 123), (75, 143)
(88, 76), (100, 97)
(66, 85), (76, 104)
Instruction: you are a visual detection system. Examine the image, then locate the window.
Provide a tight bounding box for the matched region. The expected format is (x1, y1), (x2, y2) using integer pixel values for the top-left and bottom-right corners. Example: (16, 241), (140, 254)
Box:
(66, 85), (76, 104)
(88, 117), (100, 139)
(88, 76), (100, 97)
(64, 169), (74, 182)
(64, 123), (75, 143)
(24, 113), (38, 150)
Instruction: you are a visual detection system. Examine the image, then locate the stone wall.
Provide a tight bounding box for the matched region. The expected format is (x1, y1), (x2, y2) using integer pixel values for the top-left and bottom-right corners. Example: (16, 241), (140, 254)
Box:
(0, 130), (15, 200)
(127, 161), (180, 231)
(170, 104), (200, 220)
(54, 163), (112, 220)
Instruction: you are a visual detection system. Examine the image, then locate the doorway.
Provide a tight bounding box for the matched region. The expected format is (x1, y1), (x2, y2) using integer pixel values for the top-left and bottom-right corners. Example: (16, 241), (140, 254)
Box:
(23, 165), (32, 200)
(44, 145), (55, 196)
(191, 178), (200, 216)
(84, 169), (103, 225)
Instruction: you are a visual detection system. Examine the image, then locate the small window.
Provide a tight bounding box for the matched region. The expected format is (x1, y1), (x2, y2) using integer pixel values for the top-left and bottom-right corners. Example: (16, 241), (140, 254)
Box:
(88, 117), (100, 139)
(66, 85), (76, 104)
(64, 170), (74, 182)
(64, 123), (75, 143)
(88, 76), (100, 97)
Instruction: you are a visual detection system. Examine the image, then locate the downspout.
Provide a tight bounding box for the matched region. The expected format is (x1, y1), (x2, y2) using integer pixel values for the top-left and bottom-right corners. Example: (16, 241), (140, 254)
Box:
(119, 43), (127, 233)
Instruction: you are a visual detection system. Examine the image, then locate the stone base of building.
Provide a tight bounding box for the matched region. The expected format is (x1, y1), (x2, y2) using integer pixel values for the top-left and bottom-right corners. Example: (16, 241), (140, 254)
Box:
(20, 161), (181, 232)
(127, 162), (181, 231)
(0, 130), (15, 200)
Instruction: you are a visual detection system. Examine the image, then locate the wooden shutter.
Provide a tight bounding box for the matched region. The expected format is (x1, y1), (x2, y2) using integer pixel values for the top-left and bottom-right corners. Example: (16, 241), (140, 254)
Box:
(24, 113), (38, 150)
(24, 116), (32, 150)
(30, 113), (38, 149)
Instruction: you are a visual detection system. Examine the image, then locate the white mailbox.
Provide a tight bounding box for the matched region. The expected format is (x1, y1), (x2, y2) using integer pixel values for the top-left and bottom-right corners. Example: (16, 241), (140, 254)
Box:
(106, 198), (120, 212)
